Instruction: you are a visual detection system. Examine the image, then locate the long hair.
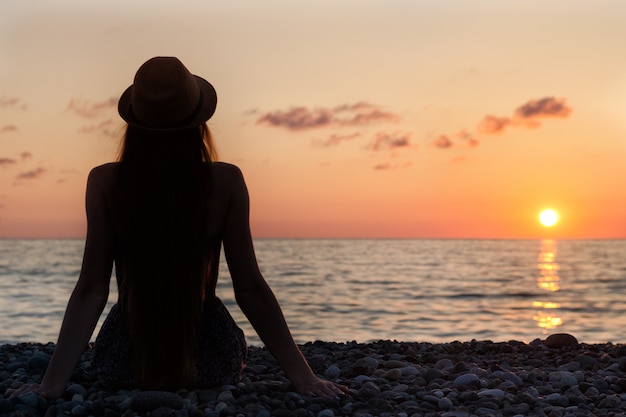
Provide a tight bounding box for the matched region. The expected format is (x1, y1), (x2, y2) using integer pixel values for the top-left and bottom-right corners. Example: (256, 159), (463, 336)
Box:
(115, 122), (217, 390)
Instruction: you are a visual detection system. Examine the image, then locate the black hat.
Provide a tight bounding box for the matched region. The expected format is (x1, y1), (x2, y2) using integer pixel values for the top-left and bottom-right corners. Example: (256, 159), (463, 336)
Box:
(118, 57), (217, 130)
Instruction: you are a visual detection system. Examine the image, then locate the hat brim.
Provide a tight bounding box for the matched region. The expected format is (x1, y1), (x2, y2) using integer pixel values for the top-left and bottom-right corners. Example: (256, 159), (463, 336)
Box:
(118, 75), (217, 131)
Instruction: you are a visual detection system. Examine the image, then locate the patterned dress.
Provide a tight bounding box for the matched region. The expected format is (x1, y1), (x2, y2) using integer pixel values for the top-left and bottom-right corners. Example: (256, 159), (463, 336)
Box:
(91, 240), (247, 389)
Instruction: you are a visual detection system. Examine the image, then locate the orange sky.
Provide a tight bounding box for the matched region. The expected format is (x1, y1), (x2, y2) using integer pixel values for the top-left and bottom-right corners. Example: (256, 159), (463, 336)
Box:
(1, 1), (625, 239)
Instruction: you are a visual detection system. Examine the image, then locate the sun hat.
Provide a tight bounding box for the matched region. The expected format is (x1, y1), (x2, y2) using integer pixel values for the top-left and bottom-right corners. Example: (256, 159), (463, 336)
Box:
(118, 57), (217, 130)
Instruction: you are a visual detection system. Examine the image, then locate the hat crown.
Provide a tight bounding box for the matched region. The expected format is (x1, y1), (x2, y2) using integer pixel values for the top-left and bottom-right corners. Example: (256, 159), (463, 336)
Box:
(118, 57), (217, 130)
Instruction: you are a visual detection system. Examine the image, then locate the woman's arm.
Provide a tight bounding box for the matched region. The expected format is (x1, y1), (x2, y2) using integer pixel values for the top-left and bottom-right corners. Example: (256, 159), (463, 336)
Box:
(222, 166), (347, 398)
(8, 167), (115, 399)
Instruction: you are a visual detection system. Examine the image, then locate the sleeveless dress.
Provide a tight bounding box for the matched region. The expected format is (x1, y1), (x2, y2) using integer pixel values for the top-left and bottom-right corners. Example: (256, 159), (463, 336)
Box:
(91, 240), (247, 389)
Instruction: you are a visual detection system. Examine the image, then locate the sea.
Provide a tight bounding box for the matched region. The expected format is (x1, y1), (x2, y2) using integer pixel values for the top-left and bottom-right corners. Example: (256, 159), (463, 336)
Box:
(1, 239), (625, 347)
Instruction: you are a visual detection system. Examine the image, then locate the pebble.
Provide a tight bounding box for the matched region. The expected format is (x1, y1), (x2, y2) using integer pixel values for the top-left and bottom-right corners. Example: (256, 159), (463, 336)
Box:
(545, 333), (578, 348)
(324, 365), (341, 379)
(453, 373), (480, 386)
(478, 388), (505, 400)
(2, 334), (626, 416)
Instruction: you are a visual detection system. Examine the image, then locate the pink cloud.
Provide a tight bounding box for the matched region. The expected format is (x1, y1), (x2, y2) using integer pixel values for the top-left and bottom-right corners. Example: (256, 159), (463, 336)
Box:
(0, 97), (25, 108)
(432, 135), (454, 149)
(16, 167), (46, 180)
(477, 97), (572, 135)
(437, 96), (572, 150)
(78, 119), (114, 133)
(453, 129), (480, 147)
(312, 132), (361, 147)
(67, 97), (117, 118)
(514, 97), (571, 120)
(477, 115), (511, 135)
(366, 132), (412, 151)
(372, 161), (413, 171)
(0, 158), (17, 166)
(257, 102), (399, 130)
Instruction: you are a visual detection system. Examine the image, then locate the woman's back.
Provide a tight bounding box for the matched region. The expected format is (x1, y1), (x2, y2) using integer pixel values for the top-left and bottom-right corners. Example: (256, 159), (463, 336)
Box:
(92, 161), (243, 251)
(91, 160), (250, 390)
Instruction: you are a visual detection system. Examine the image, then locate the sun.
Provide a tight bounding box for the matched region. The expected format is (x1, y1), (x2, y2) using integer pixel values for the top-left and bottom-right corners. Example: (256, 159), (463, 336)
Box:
(539, 209), (559, 227)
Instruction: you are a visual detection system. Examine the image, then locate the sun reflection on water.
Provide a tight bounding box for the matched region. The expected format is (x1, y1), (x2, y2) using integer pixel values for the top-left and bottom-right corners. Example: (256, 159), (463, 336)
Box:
(533, 239), (563, 331)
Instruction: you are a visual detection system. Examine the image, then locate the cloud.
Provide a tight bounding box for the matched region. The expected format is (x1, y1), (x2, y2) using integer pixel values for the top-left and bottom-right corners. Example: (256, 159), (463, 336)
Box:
(21, 152), (32, 160)
(67, 97), (117, 118)
(257, 107), (332, 130)
(514, 97), (571, 120)
(16, 167), (46, 180)
(437, 96), (572, 150)
(312, 132), (361, 147)
(477, 97), (572, 135)
(78, 119), (115, 134)
(257, 102), (399, 130)
(432, 130), (479, 149)
(454, 129), (479, 147)
(432, 135), (454, 149)
(372, 161), (413, 171)
(366, 132), (412, 151)
(1, 125), (17, 133)
(0, 158), (17, 166)
(0, 97), (26, 109)
(477, 115), (511, 135)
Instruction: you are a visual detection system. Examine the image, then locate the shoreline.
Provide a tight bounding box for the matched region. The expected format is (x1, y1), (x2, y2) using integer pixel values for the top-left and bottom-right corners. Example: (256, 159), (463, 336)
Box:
(2, 335), (626, 416)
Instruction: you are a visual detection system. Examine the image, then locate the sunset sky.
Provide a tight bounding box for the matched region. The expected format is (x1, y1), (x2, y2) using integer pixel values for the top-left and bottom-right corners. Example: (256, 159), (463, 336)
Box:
(1, 0), (625, 239)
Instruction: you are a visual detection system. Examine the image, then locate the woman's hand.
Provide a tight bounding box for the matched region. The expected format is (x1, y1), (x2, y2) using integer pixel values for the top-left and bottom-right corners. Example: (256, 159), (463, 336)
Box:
(6, 382), (63, 400)
(291, 374), (350, 399)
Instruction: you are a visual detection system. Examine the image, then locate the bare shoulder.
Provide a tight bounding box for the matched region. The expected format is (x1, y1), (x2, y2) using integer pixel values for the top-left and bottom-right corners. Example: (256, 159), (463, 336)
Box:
(211, 162), (245, 186)
(211, 161), (243, 177)
(89, 162), (119, 176)
(87, 162), (119, 189)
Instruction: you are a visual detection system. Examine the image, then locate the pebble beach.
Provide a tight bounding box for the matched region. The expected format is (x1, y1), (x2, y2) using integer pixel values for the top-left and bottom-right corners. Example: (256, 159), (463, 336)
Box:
(3, 334), (626, 417)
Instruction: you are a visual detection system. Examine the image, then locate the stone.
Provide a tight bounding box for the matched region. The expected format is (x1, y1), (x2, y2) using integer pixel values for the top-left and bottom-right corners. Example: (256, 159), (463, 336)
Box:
(216, 390), (234, 403)
(477, 389), (505, 400)
(544, 333), (578, 348)
(130, 391), (184, 412)
(438, 397), (454, 411)
(400, 366), (419, 376)
(0, 398), (14, 414)
(453, 373), (479, 386)
(492, 370), (523, 386)
(324, 365), (341, 379)
(66, 383), (88, 398)
(382, 360), (407, 369)
(357, 381), (381, 397)
(27, 355), (50, 372)
(354, 357), (378, 375)
(383, 368), (403, 381)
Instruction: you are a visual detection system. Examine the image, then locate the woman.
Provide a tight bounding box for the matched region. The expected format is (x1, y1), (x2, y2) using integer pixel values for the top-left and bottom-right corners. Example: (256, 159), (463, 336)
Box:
(8, 57), (348, 399)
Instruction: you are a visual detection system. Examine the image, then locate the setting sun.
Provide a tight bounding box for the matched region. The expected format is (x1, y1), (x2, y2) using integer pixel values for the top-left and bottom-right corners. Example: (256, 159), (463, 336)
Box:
(539, 209), (559, 227)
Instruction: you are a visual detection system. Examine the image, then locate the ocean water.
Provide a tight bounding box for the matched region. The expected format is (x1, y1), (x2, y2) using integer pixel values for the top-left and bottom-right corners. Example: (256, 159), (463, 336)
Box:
(1, 239), (625, 346)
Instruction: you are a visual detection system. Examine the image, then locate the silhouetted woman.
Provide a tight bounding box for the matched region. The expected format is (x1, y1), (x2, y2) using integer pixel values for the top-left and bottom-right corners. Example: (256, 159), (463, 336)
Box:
(8, 57), (347, 399)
